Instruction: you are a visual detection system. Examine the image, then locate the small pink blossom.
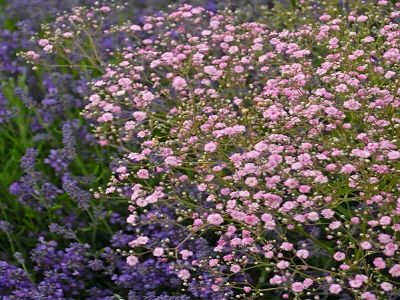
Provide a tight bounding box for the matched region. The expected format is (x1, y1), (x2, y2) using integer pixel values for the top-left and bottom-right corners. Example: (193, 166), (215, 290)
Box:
(178, 269), (191, 280)
(172, 76), (187, 91)
(333, 252), (345, 261)
(344, 99), (361, 110)
(380, 216), (392, 226)
(360, 241), (372, 250)
(357, 15), (368, 22)
(207, 213), (224, 225)
(380, 282), (393, 292)
(329, 284), (342, 294)
(204, 65), (218, 75)
(137, 169), (149, 179)
(153, 247), (164, 257)
(291, 282), (304, 293)
(204, 142), (218, 152)
(373, 257), (386, 269)
(230, 264), (241, 273)
(389, 264), (400, 277)
(245, 177), (258, 187)
(133, 111), (147, 121)
(296, 249), (309, 259)
(276, 260), (289, 269)
(126, 255), (139, 266)
(387, 151), (400, 160)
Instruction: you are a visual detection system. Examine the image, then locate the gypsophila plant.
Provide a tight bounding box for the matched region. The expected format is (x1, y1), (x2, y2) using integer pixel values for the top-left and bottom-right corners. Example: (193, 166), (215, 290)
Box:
(73, 2), (400, 299)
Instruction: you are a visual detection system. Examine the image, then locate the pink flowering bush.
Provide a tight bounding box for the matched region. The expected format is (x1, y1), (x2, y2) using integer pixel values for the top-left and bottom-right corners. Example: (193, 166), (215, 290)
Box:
(29, 1), (400, 299)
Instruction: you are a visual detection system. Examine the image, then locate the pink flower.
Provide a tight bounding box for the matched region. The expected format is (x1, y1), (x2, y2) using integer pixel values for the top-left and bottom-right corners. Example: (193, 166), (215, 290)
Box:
(204, 65), (218, 75)
(43, 44), (53, 53)
(135, 236), (149, 245)
(153, 247), (164, 257)
(126, 214), (136, 225)
(178, 269), (191, 280)
(357, 15), (368, 22)
(329, 284), (342, 294)
(211, 285), (220, 292)
(204, 142), (218, 152)
(254, 141), (268, 152)
(384, 242), (398, 256)
(234, 65), (244, 73)
(319, 14), (331, 21)
(99, 6), (111, 13)
(245, 177), (258, 187)
(209, 259), (218, 267)
(193, 219), (203, 227)
(363, 36), (374, 43)
(141, 91), (155, 102)
(321, 209), (334, 219)
(261, 213), (276, 230)
(133, 111), (147, 121)
(329, 221), (341, 230)
(378, 233), (392, 244)
(129, 24), (141, 31)
(230, 264), (241, 273)
(335, 84), (348, 93)
(303, 278), (313, 288)
(291, 282), (304, 293)
(361, 292), (376, 300)
(380, 282), (393, 292)
(197, 183), (207, 192)
(349, 275), (367, 288)
(333, 252), (346, 261)
(207, 213), (224, 225)
(164, 156), (182, 167)
(307, 212), (319, 221)
(387, 151), (400, 160)
(389, 264), (400, 277)
(284, 178), (299, 188)
(360, 241), (372, 250)
(180, 250), (193, 260)
(126, 255), (139, 266)
(270, 275), (284, 285)
(77, 5), (400, 296)
(379, 216), (392, 226)
(296, 249), (309, 259)
(349, 278), (363, 288)
(344, 99), (361, 110)
(341, 164), (356, 174)
(373, 257), (386, 269)
(38, 39), (49, 47)
(97, 113), (114, 123)
(25, 51), (40, 60)
(280, 242), (293, 251)
(172, 76), (187, 91)
(277, 260), (289, 269)
(118, 77), (131, 87)
(143, 23), (153, 30)
(329, 37), (339, 49)
(137, 169), (149, 179)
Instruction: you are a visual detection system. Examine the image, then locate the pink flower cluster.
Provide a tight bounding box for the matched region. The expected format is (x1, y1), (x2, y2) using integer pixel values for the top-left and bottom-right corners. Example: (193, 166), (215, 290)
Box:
(21, 3), (124, 72)
(81, 2), (400, 299)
